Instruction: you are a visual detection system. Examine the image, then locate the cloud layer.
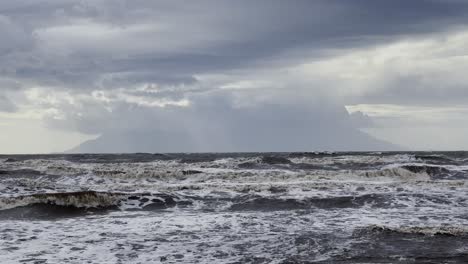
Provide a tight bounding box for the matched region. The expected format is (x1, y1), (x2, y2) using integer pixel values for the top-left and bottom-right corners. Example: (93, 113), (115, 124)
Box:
(2, 1), (468, 152)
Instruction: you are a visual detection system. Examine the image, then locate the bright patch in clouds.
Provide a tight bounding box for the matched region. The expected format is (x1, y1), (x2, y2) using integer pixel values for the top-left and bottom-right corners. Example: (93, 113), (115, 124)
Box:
(2, 1), (468, 152)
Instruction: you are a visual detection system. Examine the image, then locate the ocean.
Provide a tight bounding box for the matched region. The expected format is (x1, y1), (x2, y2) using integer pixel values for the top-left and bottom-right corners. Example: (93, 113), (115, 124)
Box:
(0, 152), (467, 263)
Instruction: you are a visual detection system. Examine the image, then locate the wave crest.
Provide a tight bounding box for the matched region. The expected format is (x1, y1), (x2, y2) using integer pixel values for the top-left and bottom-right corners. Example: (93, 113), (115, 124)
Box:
(230, 194), (390, 211)
(0, 191), (183, 214)
(360, 225), (468, 237)
(0, 191), (125, 211)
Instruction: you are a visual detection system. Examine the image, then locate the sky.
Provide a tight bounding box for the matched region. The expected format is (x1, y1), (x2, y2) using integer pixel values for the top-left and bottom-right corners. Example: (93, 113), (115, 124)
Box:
(2, 0), (468, 153)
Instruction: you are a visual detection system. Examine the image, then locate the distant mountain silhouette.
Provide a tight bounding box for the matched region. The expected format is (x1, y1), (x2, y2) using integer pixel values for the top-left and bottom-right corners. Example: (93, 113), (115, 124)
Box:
(68, 102), (402, 153)
(68, 128), (400, 153)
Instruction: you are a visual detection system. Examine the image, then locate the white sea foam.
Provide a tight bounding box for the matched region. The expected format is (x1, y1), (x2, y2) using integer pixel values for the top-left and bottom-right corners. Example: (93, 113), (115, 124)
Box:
(0, 153), (467, 263)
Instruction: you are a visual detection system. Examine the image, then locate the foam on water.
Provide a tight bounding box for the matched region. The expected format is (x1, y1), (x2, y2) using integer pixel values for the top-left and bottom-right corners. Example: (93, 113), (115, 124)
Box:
(0, 152), (467, 263)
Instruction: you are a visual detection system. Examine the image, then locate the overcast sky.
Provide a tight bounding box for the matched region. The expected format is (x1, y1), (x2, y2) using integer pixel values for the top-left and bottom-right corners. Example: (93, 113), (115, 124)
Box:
(2, 0), (468, 153)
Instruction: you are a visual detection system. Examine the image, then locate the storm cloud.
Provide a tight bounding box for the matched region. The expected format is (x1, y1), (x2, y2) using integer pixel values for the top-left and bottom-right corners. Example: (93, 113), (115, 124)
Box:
(0, 95), (16, 112)
(2, 0), (468, 152)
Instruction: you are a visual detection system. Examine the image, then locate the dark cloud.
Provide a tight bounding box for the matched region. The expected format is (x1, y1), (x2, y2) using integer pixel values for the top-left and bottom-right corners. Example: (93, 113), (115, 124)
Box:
(1, 1), (468, 151)
(2, 0), (468, 90)
(0, 95), (16, 112)
(0, 15), (33, 55)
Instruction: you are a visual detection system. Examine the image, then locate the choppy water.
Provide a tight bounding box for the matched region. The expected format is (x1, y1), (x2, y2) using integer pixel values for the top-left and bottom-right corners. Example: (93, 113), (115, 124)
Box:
(0, 152), (467, 263)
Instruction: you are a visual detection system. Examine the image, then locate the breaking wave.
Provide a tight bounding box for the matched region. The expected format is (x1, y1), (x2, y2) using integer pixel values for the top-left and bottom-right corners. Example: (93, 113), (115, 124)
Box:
(360, 225), (468, 237)
(359, 163), (466, 180)
(229, 194), (390, 211)
(0, 152), (467, 263)
(0, 191), (184, 219)
(0, 191), (125, 211)
(400, 164), (450, 176)
(0, 169), (43, 178)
